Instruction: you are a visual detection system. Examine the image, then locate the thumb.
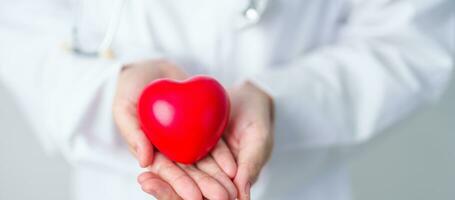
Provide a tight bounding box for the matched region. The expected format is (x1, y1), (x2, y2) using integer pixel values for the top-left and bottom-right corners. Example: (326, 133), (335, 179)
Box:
(234, 164), (252, 200)
(113, 104), (154, 167)
(233, 144), (266, 200)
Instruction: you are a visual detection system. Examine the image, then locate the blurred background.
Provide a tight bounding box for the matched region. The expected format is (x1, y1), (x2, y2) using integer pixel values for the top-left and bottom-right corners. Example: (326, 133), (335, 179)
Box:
(1, 69), (454, 200)
(0, 0), (453, 197)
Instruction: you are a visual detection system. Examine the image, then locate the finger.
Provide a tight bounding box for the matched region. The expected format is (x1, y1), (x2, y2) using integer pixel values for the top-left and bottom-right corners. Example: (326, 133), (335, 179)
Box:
(196, 156), (238, 200)
(138, 172), (182, 200)
(113, 103), (154, 167)
(178, 164), (230, 200)
(210, 139), (237, 178)
(138, 171), (158, 184)
(234, 137), (268, 200)
(233, 164), (251, 200)
(148, 153), (202, 200)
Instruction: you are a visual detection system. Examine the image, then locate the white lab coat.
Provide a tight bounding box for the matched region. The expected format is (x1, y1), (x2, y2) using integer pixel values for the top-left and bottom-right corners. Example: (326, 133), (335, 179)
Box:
(0, 0), (453, 199)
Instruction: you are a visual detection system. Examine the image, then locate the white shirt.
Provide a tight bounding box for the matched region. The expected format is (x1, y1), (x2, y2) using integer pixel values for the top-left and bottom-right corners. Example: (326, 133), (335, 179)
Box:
(0, 0), (453, 199)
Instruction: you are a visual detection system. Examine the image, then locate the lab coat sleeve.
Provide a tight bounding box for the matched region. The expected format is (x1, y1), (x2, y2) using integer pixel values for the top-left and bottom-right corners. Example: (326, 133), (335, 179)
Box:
(248, 0), (454, 151)
(0, 1), (158, 174)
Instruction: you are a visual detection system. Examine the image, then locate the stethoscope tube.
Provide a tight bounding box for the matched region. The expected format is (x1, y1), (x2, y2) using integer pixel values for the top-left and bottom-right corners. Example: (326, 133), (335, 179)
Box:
(70, 0), (127, 59)
(69, 0), (262, 59)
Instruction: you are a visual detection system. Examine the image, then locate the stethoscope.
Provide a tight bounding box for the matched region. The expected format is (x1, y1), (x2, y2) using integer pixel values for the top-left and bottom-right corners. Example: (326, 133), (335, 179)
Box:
(68, 0), (265, 59)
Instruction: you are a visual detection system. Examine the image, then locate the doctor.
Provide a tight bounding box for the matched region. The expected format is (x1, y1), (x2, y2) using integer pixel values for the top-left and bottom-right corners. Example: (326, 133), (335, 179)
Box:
(0, 0), (453, 200)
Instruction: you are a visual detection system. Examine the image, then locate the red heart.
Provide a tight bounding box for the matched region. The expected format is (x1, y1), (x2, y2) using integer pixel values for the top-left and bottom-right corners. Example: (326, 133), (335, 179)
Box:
(137, 75), (230, 164)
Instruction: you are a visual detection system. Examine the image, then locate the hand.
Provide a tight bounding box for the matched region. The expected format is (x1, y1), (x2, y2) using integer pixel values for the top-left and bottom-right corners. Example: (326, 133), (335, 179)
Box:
(113, 59), (186, 167)
(225, 81), (275, 200)
(113, 59), (238, 199)
(138, 81), (274, 200)
(138, 139), (238, 200)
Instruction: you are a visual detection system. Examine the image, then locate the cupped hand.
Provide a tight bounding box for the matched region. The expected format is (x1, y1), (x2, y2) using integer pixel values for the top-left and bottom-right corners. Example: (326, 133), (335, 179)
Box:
(138, 80), (274, 200)
(225, 81), (275, 200)
(113, 59), (239, 199)
(113, 59), (187, 167)
(139, 139), (238, 200)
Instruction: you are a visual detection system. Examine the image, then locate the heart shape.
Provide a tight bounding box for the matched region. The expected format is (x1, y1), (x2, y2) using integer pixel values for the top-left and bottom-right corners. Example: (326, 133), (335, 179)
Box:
(137, 75), (230, 164)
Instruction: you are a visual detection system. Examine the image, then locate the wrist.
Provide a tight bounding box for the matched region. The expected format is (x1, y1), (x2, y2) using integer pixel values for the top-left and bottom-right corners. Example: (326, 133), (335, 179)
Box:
(121, 59), (186, 80)
(153, 59), (187, 80)
(246, 81), (274, 106)
(244, 81), (275, 125)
